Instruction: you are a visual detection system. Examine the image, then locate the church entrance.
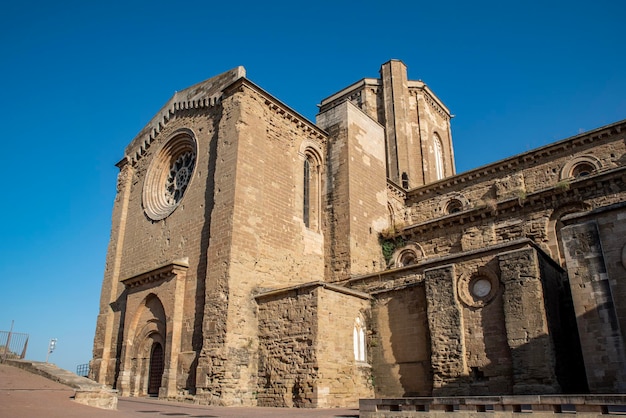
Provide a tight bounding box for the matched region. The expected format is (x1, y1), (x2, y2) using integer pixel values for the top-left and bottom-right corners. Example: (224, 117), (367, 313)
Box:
(148, 342), (164, 396)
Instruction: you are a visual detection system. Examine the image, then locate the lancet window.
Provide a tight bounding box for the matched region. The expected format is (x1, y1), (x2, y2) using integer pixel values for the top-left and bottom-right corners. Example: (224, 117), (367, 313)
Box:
(433, 133), (444, 181)
(303, 149), (321, 230)
(353, 316), (366, 362)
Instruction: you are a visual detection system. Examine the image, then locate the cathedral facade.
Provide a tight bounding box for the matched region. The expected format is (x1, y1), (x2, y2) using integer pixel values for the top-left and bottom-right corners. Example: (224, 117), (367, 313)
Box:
(91, 61), (626, 407)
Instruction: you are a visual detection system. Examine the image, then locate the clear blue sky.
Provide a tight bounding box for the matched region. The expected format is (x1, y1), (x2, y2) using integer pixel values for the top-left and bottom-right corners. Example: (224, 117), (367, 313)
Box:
(1, 0), (625, 373)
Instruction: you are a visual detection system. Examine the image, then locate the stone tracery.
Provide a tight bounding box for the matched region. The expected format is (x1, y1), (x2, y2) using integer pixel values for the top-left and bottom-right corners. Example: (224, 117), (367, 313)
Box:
(143, 131), (197, 221)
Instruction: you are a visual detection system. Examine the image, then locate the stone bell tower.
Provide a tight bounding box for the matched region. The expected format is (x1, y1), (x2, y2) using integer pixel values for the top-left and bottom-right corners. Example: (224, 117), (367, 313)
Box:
(379, 59), (455, 188)
(317, 60), (455, 189)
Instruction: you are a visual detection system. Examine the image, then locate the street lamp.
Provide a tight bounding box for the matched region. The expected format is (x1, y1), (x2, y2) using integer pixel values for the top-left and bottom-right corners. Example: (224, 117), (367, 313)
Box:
(46, 338), (57, 363)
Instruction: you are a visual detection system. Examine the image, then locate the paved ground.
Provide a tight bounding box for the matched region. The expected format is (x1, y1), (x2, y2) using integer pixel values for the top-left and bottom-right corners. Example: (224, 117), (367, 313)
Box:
(0, 363), (360, 418)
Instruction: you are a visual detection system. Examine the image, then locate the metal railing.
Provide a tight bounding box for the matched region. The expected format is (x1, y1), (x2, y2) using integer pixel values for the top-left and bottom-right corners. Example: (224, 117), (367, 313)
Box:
(76, 363), (89, 377)
(0, 330), (29, 361)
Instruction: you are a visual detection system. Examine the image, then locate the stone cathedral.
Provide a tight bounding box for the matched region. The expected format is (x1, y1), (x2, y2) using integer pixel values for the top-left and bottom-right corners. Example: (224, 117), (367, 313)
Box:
(91, 60), (626, 408)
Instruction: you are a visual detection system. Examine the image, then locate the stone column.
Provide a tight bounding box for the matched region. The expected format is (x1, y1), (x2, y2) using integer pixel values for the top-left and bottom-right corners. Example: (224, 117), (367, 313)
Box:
(92, 159), (134, 386)
(498, 247), (560, 394)
(160, 265), (188, 398)
(561, 221), (626, 392)
(424, 264), (467, 395)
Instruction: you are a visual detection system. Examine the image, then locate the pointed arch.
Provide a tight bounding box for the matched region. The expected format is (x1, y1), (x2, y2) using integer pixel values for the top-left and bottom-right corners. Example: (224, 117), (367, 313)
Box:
(126, 294), (167, 396)
(353, 316), (366, 362)
(302, 146), (323, 231)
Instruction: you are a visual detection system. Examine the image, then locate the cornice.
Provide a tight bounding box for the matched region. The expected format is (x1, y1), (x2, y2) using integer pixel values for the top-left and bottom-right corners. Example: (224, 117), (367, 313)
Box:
(344, 239), (546, 291)
(126, 96), (221, 166)
(387, 180), (406, 201)
(400, 165), (626, 236)
(254, 281), (371, 301)
(412, 86), (451, 120)
(318, 78), (380, 112)
(124, 67), (246, 166)
(408, 119), (626, 201)
(122, 259), (189, 290)
(224, 78), (328, 145)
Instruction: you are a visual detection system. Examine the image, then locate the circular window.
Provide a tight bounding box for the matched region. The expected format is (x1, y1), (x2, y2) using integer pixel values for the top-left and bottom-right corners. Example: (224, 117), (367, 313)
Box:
(471, 278), (492, 298)
(143, 132), (197, 220)
(458, 272), (499, 308)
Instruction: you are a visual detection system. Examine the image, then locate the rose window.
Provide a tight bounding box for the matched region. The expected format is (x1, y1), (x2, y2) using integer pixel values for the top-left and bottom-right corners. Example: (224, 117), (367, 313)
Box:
(165, 151), (195, 205)
(143, 131), (197, 221)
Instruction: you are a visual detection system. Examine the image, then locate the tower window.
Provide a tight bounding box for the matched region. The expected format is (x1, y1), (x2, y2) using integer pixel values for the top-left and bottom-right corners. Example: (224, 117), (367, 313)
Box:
(303, 158), (310, 227)
(303, 149), (321, 230)
(433, 133), (445, 181)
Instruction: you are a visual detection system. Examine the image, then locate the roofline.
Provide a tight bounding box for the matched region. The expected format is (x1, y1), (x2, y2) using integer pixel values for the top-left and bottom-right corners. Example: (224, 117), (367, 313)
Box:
(254, 281), (371, 301)
(223, 77), (327, 139)
(408, 118), (626, 199)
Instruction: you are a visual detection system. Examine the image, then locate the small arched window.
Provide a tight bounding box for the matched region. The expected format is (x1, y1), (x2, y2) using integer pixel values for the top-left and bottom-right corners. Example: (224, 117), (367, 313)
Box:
(446, 199), (463, 214)
(571, 162), (595, 178)
(353, 317), (366, 362)
(433, 133), (444, 181)
(560, 156), (601, 181)
(398, 250), (418, 267)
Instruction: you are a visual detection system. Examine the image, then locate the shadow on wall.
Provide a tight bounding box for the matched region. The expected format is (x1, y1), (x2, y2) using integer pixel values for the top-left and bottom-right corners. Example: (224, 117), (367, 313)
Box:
(369, 284), (432, 398)
(190, 107), (222, 392)
(369, 278), (589, 398)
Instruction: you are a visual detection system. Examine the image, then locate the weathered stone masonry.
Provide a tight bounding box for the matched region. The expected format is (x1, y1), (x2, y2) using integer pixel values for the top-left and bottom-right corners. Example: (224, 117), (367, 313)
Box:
(92, 60), (626, 408)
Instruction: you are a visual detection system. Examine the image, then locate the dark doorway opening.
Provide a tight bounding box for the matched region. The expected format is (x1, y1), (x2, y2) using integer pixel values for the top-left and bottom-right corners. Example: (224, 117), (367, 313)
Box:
(148, 342), (164, 396)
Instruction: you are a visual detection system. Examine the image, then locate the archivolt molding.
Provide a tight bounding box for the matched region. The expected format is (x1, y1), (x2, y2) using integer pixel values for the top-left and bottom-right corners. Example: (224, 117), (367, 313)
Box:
(298, 140), (324, 164)
(436, 193), (470, 215)
(392, 242), (425, 268)
(560, 155), (602, 180)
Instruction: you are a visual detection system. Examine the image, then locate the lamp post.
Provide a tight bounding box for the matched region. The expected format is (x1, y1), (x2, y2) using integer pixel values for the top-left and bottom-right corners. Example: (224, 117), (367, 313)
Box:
(46, 338), (57, 363)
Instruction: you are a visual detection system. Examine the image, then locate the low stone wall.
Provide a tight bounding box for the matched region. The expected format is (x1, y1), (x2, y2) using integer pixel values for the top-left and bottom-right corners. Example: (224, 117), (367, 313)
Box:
(360, 395), (626, 418)
(4, 359), (118, 410)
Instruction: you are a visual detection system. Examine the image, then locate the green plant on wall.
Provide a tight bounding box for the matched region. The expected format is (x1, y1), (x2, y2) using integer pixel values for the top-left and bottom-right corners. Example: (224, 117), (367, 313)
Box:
(556, 179), (571, 191)
(380, 236), (405, 264)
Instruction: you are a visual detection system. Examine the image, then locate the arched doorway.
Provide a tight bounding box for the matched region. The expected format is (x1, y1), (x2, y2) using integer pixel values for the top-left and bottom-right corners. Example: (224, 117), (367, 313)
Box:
(148, 342), (164, 396)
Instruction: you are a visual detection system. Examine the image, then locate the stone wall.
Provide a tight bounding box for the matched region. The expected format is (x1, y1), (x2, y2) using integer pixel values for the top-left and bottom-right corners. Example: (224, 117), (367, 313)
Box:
(561, 216), (626, 393)
(317, 100), (388, 281)
(256, 285), (319, 407)
(406, 123), (625, 218)
(317, 285), (373, 408)
(345, 240), (572, 397)
(256, 283), (372, 408)
(94, 105), (224, 390)
(196, 80), (329, 405)
(369, 285), (432, 398)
